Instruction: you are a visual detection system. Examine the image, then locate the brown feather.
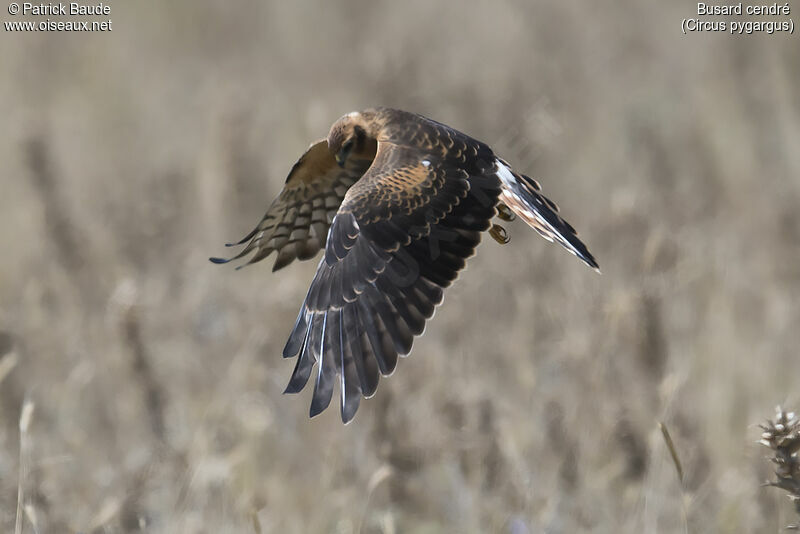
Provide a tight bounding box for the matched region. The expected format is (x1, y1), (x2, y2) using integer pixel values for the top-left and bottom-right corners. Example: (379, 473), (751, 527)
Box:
(210, 139), (370, 271)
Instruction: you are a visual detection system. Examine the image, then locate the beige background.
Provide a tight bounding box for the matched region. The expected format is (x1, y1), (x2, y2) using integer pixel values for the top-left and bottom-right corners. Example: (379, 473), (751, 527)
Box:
(1, 1), (799, 532)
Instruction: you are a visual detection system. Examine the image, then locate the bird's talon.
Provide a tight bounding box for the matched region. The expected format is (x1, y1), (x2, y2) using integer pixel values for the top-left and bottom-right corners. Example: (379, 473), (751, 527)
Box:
(490, 224), (510, 244)
(497, 203), (516, 222)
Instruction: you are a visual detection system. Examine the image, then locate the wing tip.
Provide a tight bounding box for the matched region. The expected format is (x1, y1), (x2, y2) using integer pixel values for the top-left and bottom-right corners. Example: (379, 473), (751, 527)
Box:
(340, 404), (359, 424)
(309, 396), (333, 418)
(587, 257), (602, 274)
(582, 254), (600, 272)
(283, 358), (313, 394)
(225, 227), (259, 248)
(572, 245), (600, 273)
(283, 381), (304, 395)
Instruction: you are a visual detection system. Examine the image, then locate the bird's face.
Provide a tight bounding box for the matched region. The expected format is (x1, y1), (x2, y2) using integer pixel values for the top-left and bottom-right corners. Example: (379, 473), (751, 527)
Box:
(327, 113), (377, 168)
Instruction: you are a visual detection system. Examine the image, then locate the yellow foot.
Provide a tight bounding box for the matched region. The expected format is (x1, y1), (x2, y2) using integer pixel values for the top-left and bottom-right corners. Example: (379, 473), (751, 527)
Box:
(490, 224), (510, 244)
(496, 203), (516, 222)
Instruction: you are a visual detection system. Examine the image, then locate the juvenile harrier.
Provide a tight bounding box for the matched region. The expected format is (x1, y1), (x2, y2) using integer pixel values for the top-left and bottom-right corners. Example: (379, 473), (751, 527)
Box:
(212, 107), (598, 423)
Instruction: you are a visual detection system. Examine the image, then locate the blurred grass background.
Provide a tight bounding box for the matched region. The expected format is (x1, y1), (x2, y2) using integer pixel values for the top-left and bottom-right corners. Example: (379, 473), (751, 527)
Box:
(1, 0), (799, 532)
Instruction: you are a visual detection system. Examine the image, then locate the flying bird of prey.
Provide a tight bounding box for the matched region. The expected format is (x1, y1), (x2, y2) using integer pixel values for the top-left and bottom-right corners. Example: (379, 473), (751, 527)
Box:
(211, 107), (598, 423)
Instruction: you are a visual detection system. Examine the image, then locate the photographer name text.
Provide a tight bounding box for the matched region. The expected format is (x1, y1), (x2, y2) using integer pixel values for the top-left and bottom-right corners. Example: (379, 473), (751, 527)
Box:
(17, 2), (108, 16)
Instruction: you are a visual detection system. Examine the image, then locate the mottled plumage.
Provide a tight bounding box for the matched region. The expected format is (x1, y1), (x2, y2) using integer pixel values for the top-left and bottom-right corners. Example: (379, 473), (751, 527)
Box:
(212, 107), (598, 423)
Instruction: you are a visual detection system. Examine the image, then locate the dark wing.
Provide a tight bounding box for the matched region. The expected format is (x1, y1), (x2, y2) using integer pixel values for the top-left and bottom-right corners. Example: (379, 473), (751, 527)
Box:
(210, 139), (371, 271)
(283, 130), (502, 422)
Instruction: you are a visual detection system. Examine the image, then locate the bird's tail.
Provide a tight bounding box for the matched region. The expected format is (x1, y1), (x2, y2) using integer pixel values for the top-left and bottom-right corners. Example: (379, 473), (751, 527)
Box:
(493, 159), (599, 271)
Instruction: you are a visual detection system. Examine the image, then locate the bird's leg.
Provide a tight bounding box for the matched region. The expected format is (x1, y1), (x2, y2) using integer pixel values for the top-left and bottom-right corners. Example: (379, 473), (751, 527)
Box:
(496, 202), (516, 222)
(490, 224), (510, 245)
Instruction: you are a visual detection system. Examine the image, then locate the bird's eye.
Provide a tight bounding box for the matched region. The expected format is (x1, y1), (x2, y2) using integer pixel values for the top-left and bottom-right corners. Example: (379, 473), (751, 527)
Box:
(336, 139), (355, 167)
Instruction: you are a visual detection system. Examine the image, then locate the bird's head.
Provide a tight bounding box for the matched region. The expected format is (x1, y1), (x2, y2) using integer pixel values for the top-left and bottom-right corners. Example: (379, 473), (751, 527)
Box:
(327, 111), (378, 168)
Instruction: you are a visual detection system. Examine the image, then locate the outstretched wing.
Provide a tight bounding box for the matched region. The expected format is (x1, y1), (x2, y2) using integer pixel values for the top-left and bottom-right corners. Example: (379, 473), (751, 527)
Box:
(495, 159), (599, 271)
(210, 140), (371, 271)
(283, 127), (502, 422)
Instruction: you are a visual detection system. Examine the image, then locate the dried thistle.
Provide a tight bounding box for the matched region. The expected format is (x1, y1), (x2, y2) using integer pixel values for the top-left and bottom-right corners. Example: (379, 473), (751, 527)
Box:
(760, 406), (800, 528)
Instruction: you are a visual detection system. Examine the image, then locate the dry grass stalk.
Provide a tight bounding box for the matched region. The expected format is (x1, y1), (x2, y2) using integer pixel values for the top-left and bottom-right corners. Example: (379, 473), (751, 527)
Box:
(356, 464), (393, 534)
(23, 504), (39, 534)
(659, 422), (684, 484)
(15, 399), (34, 534)
(0, 351), (19, 386)
(25, 138), (85, 277)
(659, 421), (689, 534)
(760, 406), (800, 529)
(123, 306), (167, 441)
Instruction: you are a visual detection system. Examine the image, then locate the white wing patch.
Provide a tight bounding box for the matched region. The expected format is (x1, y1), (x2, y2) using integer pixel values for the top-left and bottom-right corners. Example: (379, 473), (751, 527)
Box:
(494, 160), (517, 189)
